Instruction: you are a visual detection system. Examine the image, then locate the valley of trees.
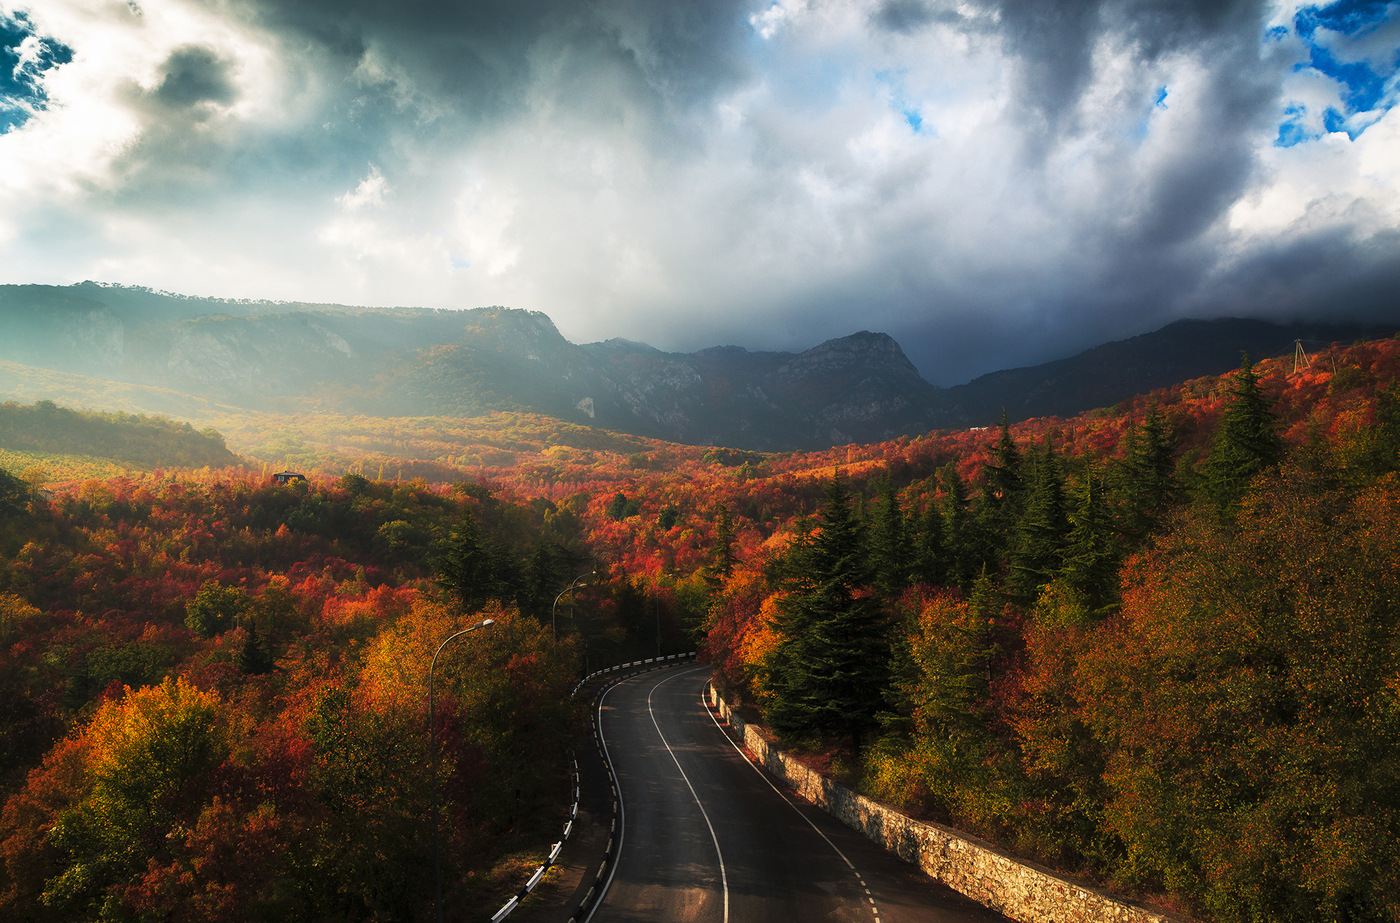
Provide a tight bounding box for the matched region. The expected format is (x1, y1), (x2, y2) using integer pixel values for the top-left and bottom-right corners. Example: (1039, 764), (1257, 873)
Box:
(1, 334), (1399, 921)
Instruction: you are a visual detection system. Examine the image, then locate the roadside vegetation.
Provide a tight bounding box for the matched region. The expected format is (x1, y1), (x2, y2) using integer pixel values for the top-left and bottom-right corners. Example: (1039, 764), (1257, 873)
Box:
(1, 333), (1398, 921)
(704, 342), (1400, 922)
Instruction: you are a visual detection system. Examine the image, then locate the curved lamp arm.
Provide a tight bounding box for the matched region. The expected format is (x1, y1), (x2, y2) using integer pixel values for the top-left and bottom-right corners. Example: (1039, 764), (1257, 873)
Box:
(551, 570), (596, 640)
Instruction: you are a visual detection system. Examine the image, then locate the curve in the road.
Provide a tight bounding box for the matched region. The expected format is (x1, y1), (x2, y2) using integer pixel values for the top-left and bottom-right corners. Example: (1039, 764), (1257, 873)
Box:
(585, 665), (1004, 923)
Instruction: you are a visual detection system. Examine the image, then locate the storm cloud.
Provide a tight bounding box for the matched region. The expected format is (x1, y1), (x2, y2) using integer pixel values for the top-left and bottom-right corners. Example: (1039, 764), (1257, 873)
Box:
(0, 0), (1396, 384)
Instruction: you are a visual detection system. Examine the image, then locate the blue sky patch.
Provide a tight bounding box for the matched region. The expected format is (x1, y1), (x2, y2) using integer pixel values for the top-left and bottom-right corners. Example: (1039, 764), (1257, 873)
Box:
(1306, 42), (1386, 112)
(1277, 1), (1399, 144)
(0, 12), (74, 134)
(875, 67), (928, 135)
(1294, 0), (1394, 40)
(1323, 106), (1350, 132)
(1275, 104), (1315, 147)
(1276, 119), (1312, 146)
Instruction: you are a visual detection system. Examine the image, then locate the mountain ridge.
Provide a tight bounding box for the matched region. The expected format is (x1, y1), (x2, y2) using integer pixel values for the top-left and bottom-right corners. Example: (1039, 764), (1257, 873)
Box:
(0, 283), (1393, 451)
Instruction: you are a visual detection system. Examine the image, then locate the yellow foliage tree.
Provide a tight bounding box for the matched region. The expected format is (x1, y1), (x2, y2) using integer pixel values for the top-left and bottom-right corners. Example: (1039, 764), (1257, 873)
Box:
(44, 677), (228, 915)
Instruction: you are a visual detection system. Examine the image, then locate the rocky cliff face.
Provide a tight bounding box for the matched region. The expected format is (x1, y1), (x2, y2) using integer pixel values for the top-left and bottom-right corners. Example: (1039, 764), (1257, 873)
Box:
(165, 315), (363, 392)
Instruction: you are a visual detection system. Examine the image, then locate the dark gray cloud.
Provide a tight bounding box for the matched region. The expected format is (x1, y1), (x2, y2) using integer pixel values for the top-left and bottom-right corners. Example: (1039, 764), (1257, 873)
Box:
(239, 0), (753, 120)
(872, 0), (962, 34)
(156, 45), (237, 108)
(990, 0), (1268, 105)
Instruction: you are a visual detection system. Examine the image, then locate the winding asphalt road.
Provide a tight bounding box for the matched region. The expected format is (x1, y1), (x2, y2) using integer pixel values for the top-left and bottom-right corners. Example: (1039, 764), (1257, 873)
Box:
(585, 665), (1008, 923)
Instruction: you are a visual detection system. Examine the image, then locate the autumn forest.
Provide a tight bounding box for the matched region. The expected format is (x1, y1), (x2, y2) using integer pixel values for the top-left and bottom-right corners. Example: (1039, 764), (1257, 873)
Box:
(3, 335), (1400, 922)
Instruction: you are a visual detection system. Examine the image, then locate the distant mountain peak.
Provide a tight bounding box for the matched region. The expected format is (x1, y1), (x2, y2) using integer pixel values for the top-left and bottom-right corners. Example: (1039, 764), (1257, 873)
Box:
(589, 337), (662, 353)
(778, 330), (921, 380)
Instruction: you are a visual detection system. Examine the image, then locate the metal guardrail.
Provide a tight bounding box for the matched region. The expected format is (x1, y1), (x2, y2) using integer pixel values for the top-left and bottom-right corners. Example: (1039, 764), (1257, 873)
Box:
(570, 651), (699, 697)
(488, 758), (581, 922)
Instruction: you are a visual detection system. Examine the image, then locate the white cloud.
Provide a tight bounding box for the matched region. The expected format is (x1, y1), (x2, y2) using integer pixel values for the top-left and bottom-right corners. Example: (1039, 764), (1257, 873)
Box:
(750, 0), (808, 41)
(336, 165), (389, 211)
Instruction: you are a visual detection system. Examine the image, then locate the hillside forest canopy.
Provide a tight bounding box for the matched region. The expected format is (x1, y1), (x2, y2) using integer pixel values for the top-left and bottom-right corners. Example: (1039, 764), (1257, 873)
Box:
(1, 334), (1399, 922)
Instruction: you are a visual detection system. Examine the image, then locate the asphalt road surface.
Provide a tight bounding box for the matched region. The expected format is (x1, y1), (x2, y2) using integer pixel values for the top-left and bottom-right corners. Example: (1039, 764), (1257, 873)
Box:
(585, 664), (1008, 923)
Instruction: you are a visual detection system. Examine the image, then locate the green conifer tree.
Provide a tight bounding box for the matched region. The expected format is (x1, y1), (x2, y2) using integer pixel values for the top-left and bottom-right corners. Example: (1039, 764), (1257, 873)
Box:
(432, 510), (512, 611)
(1116, 403), (1176, 539)
(871, 476), (912, 597)
(1059, 471), (1121, 616)
(972, 412), (1026, 571)
(703, 504), (737, 592)
(237, 620), (274, 675)
(1010, 438), (1070, 601)
(1204, 356), (1284, 509)
(522, 543), (560, 622)
(914, 570), (998, 745)
(1356, 380), (1400, 476)
(982, 411), (1025, 529)
(913, 500), (949, 586)
(940, 462), (990, 589)
(0, 466), (30, 519)
(767, 477), (889, 754)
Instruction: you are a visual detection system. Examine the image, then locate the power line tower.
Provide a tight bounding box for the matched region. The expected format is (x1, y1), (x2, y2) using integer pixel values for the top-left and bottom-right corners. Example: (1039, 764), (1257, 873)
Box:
(1293, 339), (1311, 375)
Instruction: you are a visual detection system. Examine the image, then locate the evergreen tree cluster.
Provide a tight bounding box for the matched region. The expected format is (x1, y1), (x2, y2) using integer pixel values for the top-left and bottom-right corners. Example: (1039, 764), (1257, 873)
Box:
(431, 497), (588, 621)
(754, 357), (1289, 759)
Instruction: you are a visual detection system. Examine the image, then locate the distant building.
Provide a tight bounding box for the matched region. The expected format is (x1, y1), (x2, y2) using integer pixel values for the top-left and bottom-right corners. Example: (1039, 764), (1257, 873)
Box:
(272, 472), (307, 484)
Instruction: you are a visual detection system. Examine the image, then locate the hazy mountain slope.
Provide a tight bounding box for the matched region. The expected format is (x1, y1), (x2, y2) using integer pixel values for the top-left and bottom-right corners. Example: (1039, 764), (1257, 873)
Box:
(1, 283), (1394, 451)
(0, 285), (127, 376)
(0, 400), (242, 471)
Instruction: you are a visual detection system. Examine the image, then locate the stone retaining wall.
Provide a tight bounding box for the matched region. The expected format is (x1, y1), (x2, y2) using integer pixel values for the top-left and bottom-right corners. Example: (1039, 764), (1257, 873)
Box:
(707, 685), (1185, 923)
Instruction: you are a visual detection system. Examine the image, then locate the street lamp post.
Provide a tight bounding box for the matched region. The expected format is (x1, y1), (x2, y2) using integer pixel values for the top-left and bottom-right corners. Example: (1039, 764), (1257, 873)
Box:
(429, 617), (495, 923)
(551, 570), (595, 640)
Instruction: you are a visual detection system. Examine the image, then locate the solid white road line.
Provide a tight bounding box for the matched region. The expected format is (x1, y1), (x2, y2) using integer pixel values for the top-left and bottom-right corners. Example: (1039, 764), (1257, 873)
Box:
(649, 667), (730, 923)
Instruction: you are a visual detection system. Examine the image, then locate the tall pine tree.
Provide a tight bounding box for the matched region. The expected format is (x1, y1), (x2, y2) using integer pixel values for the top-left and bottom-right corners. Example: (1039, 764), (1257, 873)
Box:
(1204, 356), (1283, 510)
(432, 510), (518, 612)
(1059, 470), (1121, 617)
(941, 462), (991, 589)
(1116, 403), (1176, 539)
(768, 477), (889, 754)
(913, 500), (950, 587)
(982, 411), (1025, 530)
(871, 476), (912, 597)
(1010, 438), (1070, 601)
(973, 413), (1025, 572)
(702, 504), (736, 592)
